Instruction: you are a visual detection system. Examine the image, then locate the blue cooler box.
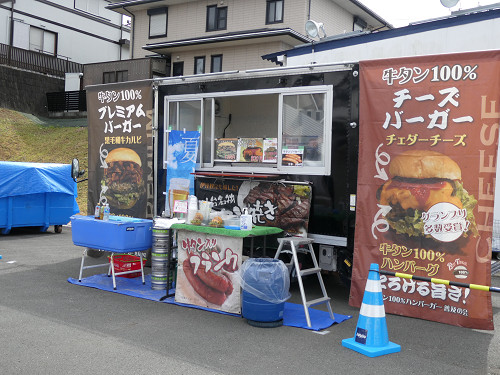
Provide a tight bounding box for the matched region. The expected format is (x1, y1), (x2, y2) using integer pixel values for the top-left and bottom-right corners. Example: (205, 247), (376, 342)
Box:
(70, 215), (152, 252)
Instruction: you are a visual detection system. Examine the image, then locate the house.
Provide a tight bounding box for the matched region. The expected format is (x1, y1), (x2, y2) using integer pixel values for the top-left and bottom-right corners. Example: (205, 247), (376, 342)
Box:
(0, 0), (131, 65)
(0, 0), (132, 115)
(105, 0), (391, 76)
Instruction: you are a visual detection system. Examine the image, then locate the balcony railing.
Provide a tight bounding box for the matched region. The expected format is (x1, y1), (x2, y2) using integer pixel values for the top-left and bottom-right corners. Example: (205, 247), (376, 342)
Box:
(0, 43), (83, 78)
(46, 90), (87, 113)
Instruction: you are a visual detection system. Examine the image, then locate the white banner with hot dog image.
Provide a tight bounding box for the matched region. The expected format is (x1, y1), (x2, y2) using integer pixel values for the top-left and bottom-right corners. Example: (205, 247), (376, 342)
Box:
(175, 230), (242, 314)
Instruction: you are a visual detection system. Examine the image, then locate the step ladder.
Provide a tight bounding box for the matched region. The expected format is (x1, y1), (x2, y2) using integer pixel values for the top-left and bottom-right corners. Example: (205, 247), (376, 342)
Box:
(274, 237), (334, 328)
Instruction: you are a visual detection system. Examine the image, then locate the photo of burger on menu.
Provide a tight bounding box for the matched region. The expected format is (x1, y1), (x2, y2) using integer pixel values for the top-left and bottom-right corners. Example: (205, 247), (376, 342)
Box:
(101, 147), (146, 210)
(377, 150), (478, 249)
(215, 138), (238, 162)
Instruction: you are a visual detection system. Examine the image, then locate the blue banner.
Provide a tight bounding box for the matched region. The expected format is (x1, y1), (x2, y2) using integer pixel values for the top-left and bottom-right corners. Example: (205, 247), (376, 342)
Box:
(165, 130), (200, 216)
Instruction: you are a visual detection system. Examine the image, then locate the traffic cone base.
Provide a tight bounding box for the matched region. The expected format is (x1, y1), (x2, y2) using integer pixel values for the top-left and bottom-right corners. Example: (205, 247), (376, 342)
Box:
(342, 263), (401, 358)
(342, 336), (400, 358)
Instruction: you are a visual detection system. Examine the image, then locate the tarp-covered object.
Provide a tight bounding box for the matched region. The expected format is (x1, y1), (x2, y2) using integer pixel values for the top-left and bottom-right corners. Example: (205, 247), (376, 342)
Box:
(0, 162), (79, 233)
(0, 161), (77, 198)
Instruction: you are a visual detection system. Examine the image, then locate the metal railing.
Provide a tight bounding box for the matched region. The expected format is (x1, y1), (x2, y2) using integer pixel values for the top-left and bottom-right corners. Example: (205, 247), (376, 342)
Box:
(0, 43), (83, 78)
(46, 90), (87, 112)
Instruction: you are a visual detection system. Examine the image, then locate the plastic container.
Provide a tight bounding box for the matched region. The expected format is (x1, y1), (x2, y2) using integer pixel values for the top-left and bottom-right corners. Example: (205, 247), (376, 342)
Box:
(224, 216), (241, 230)
(0, 162), (79, 234)
(239, 258), (291, 326)
(108, 254), (146, 278)
(240, 208), (252, 231)
(70, 215), (153, 252)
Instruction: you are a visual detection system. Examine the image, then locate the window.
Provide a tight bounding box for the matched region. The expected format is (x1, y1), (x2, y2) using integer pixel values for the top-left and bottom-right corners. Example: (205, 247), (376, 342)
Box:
(266, 0), (283, 24)
(206, 5), (227, 31)
(172, 62), (184, 76)
(29, 26), (57, 55)
(75, 0), (100, 15)
(163, 86), (332, 175)
(103, 70), (128, 84)
(210, 55), (222, 73)
(116, 70), (128, 82)
(194, 57), (205, 75)
(148, 7), (168, 38)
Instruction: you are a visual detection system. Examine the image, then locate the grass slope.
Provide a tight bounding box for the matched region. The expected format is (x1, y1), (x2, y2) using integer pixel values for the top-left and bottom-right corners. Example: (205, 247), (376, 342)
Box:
(0, 108), (88, 214)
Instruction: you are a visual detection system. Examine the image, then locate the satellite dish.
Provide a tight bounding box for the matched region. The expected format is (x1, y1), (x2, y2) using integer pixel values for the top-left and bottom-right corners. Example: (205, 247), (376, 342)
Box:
(440, 0), (459, 8)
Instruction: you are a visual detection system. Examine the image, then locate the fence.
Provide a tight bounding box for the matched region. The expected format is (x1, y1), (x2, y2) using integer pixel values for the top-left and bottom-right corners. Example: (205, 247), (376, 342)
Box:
(0, 43), (83, 78)
(46, 90), (87, 112)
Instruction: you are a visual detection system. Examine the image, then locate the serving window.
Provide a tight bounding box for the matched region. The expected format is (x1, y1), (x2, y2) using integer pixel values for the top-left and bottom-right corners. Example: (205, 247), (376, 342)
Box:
(163, 86), (332, 175)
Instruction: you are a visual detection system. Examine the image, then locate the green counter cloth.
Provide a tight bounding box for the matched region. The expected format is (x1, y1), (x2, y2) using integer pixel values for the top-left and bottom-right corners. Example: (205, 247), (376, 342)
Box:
(171, 223), (283, 238)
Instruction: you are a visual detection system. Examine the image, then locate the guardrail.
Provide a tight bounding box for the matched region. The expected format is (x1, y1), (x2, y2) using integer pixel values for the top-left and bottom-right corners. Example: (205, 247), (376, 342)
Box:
(0, 43), (83, 78)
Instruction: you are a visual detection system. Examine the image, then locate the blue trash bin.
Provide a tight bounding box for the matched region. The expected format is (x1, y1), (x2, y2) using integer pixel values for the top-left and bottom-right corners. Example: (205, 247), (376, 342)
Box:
(241, 258), (290, 327)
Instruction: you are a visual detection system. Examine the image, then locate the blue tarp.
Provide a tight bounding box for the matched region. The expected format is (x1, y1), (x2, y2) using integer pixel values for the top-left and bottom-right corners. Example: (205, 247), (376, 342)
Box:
(0, 161), (76, 199)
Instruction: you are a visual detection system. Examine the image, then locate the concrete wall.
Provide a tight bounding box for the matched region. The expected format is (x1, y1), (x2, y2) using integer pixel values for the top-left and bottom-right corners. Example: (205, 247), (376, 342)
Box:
(0, 65), (64, 116)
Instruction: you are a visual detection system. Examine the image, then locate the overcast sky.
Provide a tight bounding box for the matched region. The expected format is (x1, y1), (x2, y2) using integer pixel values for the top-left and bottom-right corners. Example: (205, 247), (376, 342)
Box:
(358, 0), (500, 27)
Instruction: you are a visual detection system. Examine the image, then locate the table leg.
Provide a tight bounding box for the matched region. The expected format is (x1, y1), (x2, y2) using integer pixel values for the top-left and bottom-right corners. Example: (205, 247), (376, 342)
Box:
(110, 253), (117, 290)
(78, 248), (86, 281)
(139, 252), (145, 285)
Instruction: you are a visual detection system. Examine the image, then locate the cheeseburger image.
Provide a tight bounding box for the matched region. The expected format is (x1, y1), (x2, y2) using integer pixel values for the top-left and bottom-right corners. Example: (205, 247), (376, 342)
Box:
(377, 150), (478, 239)
(216, 141), (237, 160)
(102, 147), (145, 209)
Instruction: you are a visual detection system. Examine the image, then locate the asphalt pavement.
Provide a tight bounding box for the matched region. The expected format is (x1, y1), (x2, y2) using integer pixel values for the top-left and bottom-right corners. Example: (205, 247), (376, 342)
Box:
(1, 226), (500, 375)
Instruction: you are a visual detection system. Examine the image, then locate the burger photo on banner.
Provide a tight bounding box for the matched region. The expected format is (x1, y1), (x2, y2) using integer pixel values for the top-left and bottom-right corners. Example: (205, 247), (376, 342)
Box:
(377, 149), (478, 253)
(351, 51), (500, 330)
(101, 148), (145, 210)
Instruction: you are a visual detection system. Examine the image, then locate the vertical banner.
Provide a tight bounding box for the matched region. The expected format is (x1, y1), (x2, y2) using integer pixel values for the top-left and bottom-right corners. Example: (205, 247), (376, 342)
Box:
(87, 81), (153, 218)
(352, 51), (500, 329)
(165, 130), (200, 216)
(175, 230), (242, 314)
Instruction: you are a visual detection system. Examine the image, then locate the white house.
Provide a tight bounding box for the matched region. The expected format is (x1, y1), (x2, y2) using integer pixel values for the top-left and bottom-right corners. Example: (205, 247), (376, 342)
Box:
(0, 0), (131, 64)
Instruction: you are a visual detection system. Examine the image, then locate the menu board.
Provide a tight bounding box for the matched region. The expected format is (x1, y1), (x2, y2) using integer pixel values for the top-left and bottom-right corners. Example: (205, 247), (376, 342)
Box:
(263, 138), (278, 163)
(237, 138), (263, 162)
(281, 147), (304, 166)
(215, 138), (238, 162)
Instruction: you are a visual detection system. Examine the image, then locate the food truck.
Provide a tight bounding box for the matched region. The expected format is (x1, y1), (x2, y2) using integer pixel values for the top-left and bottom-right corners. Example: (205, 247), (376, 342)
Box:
(155, 63), (359, 283)
(86, 49), (500, 329)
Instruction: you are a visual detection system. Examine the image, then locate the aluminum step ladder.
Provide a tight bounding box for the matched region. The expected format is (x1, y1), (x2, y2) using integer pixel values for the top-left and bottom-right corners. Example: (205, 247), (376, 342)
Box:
(274, 237), (334, 328)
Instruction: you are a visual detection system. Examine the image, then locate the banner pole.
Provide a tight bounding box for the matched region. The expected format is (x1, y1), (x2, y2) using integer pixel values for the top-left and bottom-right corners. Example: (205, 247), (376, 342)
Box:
(379, 270), (500, 293)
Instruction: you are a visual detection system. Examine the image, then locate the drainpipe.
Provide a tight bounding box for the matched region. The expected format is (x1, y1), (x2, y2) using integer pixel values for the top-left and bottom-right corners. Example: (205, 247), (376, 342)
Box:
(8, 0), (15, 65)
(122, 6), (134, 59)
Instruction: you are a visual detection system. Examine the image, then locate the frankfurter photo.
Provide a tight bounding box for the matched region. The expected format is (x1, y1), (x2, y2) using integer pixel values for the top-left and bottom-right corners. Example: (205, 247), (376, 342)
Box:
(182, 259), (227, 306)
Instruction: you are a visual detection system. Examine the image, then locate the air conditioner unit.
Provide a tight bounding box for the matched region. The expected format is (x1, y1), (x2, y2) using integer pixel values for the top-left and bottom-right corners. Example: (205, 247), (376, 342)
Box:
(119, 38), (130, 45)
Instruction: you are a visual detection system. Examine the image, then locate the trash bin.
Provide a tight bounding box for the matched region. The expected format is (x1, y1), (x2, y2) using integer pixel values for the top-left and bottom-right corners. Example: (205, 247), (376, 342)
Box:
(240, 258), (291, 327)
(0, 162), (79, 234)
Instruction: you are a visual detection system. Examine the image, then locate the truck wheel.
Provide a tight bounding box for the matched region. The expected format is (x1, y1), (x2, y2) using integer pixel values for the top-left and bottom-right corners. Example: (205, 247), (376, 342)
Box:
(54, 225), (63, 233)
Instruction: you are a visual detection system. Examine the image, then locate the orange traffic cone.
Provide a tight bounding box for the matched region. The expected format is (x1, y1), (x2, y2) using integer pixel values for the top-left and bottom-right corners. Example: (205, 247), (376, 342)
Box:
(342, 263), (400, 357)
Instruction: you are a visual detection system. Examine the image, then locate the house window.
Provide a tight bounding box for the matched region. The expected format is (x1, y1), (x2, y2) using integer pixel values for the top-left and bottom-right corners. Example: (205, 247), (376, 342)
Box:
(172, 62), (184, 76)
(74, 0), (100, 15)
(103, 72), (115, 84)
(29, 26), (57, 55)
(194, 57), (205, 75)
(206, 5), (227, 31)
(103, 70), (128, 84)
(211, 55), (222, 73)
(148, 7), (168, 38)
(266, 0), (283, 24)
(116, 70), (128, 82)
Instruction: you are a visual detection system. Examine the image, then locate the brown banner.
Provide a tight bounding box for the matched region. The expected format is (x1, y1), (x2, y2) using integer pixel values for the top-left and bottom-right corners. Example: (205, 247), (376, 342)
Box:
(86, 81), (153, 218)
(352, 51), (500, 329)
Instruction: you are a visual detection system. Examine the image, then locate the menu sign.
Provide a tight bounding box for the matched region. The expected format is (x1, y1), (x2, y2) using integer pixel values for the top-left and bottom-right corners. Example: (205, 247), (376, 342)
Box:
(196, 178), (312, 237)
(175, 231), (242, 314)
(86, 81), (153, 218)
(352, 51), (500, 329)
